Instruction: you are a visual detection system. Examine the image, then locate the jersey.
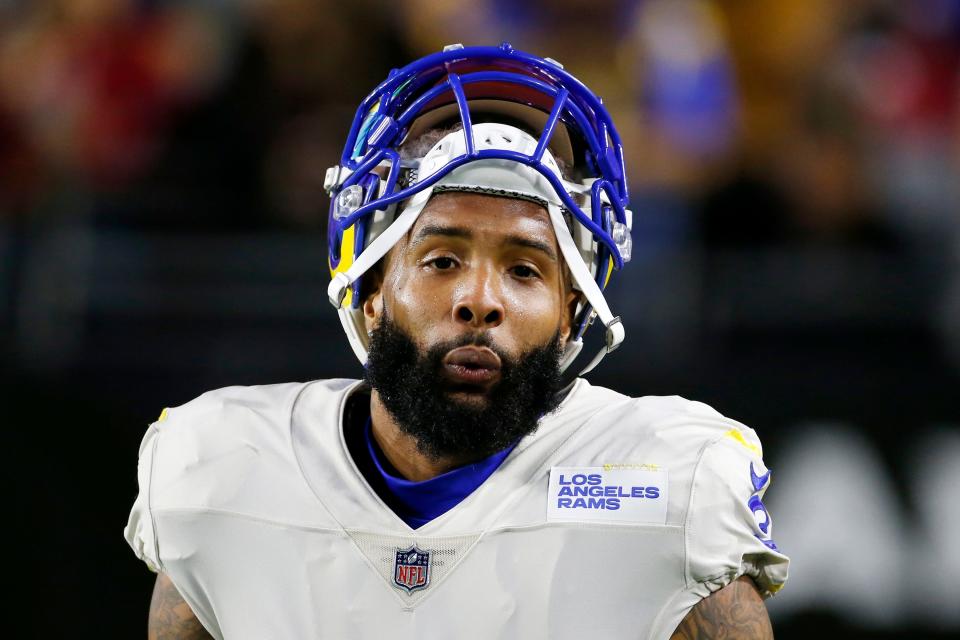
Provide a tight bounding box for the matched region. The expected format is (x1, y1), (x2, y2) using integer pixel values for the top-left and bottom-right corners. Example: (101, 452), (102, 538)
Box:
(124, 378), (789, 640)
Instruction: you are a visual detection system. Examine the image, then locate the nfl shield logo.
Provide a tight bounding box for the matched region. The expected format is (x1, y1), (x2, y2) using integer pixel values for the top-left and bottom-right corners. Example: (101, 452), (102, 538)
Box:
(394, 546), (431, 593)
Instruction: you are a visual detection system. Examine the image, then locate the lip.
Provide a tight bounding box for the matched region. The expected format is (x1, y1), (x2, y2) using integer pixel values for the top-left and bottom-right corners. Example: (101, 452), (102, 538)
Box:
(442, 346), (502, 386)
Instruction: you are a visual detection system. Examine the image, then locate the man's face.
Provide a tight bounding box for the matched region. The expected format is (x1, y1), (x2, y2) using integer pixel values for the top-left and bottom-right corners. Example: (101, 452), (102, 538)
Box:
(362, 192), (577, 459)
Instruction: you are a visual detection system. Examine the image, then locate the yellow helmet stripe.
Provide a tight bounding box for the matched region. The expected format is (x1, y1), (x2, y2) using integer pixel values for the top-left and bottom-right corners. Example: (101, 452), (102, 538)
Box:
(329, 224), (357, 308)
(603, 256), (614, 288)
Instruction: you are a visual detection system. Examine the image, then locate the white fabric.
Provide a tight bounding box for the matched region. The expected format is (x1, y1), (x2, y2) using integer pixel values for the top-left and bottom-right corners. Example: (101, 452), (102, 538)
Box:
(328, 122), (622, 375)
(124, 379), (789, 640)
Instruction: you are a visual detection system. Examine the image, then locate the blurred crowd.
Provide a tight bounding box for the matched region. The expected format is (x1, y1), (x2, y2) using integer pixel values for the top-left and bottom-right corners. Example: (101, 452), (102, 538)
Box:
(0, 0), (959, 357)
(1, 0), (956, 237)
(0, 0), (407, 228)
(6, 0), (959, 359)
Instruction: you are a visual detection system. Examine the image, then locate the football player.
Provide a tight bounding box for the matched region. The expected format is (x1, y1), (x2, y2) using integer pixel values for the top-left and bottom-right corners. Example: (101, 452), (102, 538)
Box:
(125, 43), (788, 639)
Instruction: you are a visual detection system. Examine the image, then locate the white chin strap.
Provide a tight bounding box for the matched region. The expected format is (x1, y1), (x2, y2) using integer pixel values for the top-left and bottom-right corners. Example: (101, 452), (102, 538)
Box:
(327, 122), (624, 376)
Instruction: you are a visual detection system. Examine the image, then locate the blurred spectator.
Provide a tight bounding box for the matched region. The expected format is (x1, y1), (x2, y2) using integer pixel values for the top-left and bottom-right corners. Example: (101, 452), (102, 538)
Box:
(0, 0), (409, 230)
(698, 0), (960, 252)
(0, 0), (230, 213)
(699, 76), (901, 251)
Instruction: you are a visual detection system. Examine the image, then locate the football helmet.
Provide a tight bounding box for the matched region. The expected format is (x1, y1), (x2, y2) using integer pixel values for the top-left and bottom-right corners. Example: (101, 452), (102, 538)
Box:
(326, 43), (631, 375)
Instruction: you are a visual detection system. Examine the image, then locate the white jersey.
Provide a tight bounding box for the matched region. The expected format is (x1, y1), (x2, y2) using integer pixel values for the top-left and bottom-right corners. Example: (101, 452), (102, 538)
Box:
(124, 378), (788, 639)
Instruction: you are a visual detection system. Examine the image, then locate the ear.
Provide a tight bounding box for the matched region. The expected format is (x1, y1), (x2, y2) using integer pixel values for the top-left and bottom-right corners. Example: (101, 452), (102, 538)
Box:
(362, 268), (385, 334)
(559, 289), (580, 344)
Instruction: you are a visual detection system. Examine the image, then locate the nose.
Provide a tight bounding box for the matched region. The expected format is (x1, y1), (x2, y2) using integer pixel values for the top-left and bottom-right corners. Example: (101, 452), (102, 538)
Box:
(452, 264), (505, 329)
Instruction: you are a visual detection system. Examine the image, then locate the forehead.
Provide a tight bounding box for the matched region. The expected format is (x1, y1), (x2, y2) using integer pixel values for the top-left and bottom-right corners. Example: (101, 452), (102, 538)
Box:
(408, 191), (556, 243)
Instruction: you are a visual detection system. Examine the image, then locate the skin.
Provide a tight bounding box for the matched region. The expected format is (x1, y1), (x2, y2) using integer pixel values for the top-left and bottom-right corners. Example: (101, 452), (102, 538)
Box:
(146, 192), (775, 638)
(148, 573), (212, 640)
(670, 577), (774, 640)
(362, 192), (578, 481)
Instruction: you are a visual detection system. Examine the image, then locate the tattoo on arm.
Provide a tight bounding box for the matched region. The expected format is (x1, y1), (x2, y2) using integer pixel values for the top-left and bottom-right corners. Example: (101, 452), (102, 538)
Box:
(148, 573), (214, 640)
(671, 576), (774, 640)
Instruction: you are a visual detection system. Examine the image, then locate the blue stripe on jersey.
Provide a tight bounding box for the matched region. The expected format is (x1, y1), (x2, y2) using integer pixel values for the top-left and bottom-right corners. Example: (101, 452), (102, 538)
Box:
(363, 418), (518, 529)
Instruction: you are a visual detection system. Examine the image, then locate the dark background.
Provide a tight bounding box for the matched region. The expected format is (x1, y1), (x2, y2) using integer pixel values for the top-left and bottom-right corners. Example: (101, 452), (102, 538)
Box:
(3, 0), (959, 637)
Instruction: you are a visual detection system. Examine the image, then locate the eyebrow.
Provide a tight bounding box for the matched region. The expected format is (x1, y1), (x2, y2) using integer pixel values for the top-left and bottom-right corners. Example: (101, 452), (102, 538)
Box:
(410, 224), (558, 262)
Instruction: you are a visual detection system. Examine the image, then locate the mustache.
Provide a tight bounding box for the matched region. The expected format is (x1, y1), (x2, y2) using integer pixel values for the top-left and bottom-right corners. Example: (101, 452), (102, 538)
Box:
(379, 308), (509, 366)
(423, 332), (516, 372)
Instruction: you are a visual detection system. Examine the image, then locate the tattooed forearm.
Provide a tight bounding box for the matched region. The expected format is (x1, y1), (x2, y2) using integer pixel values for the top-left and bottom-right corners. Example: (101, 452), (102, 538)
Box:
(148, 573), (214, 640)
(670, 576), (774, 640)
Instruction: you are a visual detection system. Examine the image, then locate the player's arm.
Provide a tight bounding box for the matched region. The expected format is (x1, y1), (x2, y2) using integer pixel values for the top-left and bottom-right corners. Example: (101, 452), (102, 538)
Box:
(148, 572), (214, 640)
(670, 576), (773, 640)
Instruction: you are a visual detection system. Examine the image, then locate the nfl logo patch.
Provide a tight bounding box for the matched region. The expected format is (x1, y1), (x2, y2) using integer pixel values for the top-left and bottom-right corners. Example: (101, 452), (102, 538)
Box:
(394, 546), (431, 593)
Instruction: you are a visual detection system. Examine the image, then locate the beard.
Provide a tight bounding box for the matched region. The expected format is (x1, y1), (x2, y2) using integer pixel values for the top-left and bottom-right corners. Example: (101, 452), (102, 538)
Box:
(364, 315), (565, 462)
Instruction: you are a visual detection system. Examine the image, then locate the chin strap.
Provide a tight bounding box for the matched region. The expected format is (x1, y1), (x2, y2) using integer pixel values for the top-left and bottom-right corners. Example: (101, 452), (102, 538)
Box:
(328, 186), (437, 366)
(327, 189), (433, 310)
(546, 203), (624, 376)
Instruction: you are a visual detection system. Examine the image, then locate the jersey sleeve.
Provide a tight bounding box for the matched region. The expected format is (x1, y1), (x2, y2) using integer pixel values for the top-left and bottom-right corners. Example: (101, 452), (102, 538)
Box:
(685, 427), (789, 598)
(122, 406), (226, 639)
(124, 421), (163, 573)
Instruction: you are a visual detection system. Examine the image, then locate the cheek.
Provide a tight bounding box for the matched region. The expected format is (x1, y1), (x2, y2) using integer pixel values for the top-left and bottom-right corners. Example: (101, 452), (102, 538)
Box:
(503, 286), (561, 331)
(382, 269), (443, 336)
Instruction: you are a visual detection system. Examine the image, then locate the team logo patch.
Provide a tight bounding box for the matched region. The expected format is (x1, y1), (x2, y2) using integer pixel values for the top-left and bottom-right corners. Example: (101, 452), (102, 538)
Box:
(547, 466), (669, 524)
(393, 546), (431, 593)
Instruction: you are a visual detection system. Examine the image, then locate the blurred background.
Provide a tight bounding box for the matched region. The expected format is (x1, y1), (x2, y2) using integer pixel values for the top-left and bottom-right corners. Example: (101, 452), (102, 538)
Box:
(2, 0), (958, 637)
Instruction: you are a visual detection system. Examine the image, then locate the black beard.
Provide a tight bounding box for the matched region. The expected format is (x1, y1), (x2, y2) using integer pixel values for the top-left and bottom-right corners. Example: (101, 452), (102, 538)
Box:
(364, 316), (565, 462)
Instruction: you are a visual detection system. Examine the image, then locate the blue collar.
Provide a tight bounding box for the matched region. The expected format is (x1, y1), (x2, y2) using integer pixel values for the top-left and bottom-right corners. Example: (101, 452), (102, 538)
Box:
(363, 419), (517, 529)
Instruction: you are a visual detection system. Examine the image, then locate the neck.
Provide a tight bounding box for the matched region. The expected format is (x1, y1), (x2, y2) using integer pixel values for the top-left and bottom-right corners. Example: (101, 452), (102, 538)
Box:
(369, 390), (476, 482)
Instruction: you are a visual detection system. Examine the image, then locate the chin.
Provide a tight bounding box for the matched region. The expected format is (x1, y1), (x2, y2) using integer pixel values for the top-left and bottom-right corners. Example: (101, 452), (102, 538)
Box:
(445, 388), (492, 408)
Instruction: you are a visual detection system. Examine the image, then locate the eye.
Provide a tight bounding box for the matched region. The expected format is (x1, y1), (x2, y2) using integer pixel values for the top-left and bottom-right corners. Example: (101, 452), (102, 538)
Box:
(429, 256), (457, 270)
(511, 264), (540, 279)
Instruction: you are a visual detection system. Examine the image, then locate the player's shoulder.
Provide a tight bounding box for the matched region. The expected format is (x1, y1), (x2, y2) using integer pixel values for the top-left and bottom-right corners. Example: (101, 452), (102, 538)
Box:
(162, 378), (343, 419)
(142, 378), (358, 510)
(542, 382), (768, 533)
(634, 393), (763, 458)
(570, 380), (764, 466)
(155, 378), (355, 434)
(578, 380), (755, 438)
